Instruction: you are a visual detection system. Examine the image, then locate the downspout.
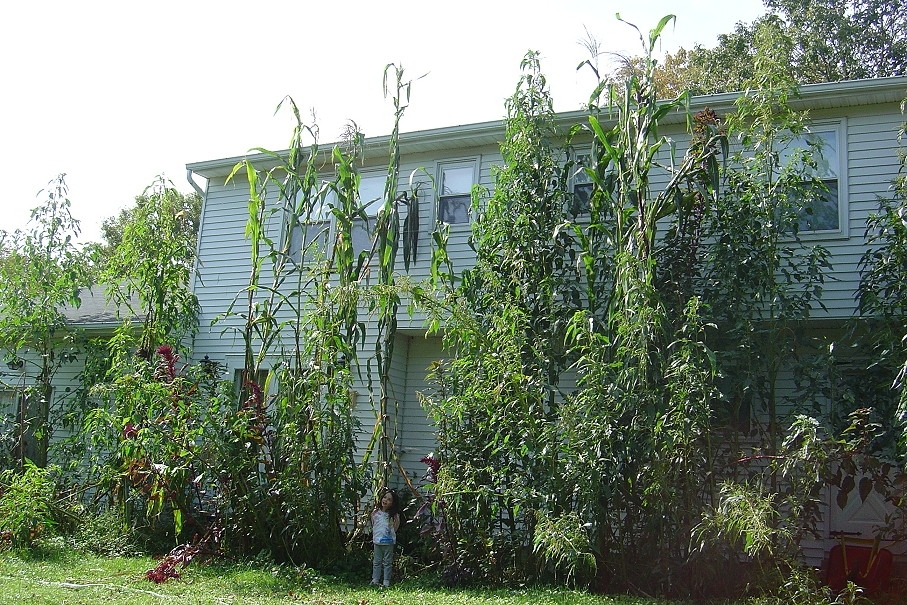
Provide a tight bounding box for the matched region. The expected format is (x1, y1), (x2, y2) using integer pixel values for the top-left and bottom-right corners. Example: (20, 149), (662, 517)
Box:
(185, 169), (206, 359)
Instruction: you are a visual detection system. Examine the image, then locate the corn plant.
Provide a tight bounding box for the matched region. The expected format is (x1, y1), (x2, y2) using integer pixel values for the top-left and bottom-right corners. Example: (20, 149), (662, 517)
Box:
(210, 64), (420, 566)
(555, 15), (726, 593)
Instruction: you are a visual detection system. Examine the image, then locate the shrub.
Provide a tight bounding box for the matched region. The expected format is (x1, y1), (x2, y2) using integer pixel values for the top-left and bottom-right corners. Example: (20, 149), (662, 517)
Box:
(0, 462), (58, 548)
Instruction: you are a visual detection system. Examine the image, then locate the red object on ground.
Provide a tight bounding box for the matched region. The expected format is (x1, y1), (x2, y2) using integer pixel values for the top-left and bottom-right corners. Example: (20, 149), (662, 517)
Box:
(826, 544), (893, 594)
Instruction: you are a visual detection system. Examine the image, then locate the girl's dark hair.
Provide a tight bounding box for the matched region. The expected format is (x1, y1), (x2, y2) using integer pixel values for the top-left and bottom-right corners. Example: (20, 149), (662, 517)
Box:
(376, 487), (401, 516)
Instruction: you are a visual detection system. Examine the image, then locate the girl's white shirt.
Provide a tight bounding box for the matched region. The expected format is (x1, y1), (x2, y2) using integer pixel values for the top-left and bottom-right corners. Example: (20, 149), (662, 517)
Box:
(371, 509), (396, 545)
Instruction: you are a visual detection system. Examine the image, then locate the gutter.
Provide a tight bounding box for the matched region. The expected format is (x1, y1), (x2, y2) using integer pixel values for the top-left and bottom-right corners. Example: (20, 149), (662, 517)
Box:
(185, 75), (907, 180)
(186, 169), (206, 197)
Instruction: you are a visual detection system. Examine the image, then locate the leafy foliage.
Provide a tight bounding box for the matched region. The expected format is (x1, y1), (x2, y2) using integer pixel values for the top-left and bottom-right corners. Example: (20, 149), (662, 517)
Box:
(421, 50), (583, 582)
(764, 0), (907, 83)
(417, 13), (892, 599)
(4, 13), (905, 602)
(84, 346), (226, 545)
(700, 17), (832, 454)
(0, 462), (59, 548)
(97, 176), (200, 357)
(95, 182), (201, 254)
(204, 65), (421, 566)
(0, 175), (90, 467)
(659, 1), (907, 96)
(72, 508), (142, 557)
(560, 16), (726, 594)
(422, 17), (728, 592)
(858, 97), (907, 459)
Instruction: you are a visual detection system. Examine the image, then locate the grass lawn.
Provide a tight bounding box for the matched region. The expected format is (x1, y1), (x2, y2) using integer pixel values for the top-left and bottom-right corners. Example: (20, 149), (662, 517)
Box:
(0, 548), (680, 605)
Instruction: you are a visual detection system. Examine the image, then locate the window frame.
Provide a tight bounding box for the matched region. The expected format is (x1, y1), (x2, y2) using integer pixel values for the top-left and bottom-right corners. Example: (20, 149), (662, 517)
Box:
(286, 183), (334, 266)
(286, 171), (392, 264)
(569, 151), (594, 218)
(436, 158), (479, 227)
(233, 367), (270, 403)
(782, 119), (848, 239)
(351, 172), (387, 255)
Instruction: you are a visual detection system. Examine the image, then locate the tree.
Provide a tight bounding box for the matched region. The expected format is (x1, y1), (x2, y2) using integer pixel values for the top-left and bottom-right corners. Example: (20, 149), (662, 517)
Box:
(657, 1), (907, 96)
(615, 46), (715, 99)
(700, 17), (833, 456)
(682, 17), (767, 95)
(98, 176), (200, 357)
(96, 183), (201, 255)
(423, 50), (582, 579)
(765, 0), (907, 82)
(0, 175), (90, 467)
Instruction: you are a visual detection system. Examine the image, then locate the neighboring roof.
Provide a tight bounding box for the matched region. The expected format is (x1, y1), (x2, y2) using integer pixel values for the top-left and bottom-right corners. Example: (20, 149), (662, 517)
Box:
(62, 287), (142, 328)
(186, 76), (907, 179)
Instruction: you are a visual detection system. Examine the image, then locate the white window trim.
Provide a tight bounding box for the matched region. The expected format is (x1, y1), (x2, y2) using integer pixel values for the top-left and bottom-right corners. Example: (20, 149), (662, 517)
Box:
(793, 119), (848, 240)
(287, 185), (335, 266)
(569, 150), (594, 218)
(357, 172), (387, 217)
(436, 157), (480, 228)
(286, 171), (393, 263)
(352, 171), (387, 256)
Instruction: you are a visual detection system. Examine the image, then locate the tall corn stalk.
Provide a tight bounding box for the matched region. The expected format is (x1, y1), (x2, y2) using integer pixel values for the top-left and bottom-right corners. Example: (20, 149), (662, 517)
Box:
(563, 15), (726, 591)
(216, 66), (416, 561)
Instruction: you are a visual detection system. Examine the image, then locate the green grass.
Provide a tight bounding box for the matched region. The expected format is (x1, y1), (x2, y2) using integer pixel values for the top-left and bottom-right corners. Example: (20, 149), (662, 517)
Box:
(0, 547), (677, 605)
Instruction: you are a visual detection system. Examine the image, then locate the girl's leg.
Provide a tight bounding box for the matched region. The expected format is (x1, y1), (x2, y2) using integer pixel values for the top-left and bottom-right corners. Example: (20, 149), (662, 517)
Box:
(381, 546), (394, 586)
(371, 545), (382, 585)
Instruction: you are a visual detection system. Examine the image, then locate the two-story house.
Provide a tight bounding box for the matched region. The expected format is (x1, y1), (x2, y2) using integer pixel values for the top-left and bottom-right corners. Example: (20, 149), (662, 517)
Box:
(185, 75), (907, 567)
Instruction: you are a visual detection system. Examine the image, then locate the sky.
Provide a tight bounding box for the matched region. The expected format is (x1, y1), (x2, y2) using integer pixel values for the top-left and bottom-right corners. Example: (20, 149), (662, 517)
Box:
(1, 0), (766, 243)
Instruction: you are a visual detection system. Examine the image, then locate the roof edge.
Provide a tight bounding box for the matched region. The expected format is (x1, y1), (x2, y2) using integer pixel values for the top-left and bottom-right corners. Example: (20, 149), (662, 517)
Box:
(187, 76), (907, 179)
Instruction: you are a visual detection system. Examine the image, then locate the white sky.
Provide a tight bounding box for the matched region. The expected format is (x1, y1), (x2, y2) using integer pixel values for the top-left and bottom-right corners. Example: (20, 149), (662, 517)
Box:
(1, 0), (766, 243)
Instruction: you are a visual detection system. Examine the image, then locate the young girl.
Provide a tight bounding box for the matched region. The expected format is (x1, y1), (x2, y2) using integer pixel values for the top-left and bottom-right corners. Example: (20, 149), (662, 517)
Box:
(370, 488), (400, 587)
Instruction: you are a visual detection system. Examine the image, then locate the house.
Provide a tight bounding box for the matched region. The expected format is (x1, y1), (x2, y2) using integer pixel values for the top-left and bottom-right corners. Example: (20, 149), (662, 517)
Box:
(185, 76), (907, 568)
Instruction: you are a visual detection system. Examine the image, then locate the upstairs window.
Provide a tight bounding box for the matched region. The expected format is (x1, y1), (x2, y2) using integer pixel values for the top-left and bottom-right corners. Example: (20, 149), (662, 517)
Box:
(289, 190), (331, 264)
(438, 161), (476, 225)
(352, 173), (385, 254)
(780, 124), (844, 234)
(570, 154), (594, 217)
(288, 173), (387, 263)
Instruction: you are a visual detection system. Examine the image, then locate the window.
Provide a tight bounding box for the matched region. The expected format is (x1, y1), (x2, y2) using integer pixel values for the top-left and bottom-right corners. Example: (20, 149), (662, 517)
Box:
(352, 173), (385, 254)
(289, 191), (331, 264)
(438, 161), (476, 224)
(1, 387), (30, 462)
(290, 173), (386, 261)
(234, 368), (269, 404)
(570, 154), (594, 217)
(780, 124), (844, 234)
(713, 378), (751, 433)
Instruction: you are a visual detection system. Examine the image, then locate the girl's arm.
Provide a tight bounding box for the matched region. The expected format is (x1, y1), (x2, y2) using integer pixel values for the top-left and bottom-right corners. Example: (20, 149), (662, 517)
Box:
(392, 513), (400, 531)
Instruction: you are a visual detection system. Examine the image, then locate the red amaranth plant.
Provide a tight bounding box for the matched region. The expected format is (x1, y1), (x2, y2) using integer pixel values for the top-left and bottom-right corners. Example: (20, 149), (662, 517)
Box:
(420, 454), (441, 484)
(122, 422), (138, 440)
(155, 345), (178, 382)
(144, 526), (223, 583)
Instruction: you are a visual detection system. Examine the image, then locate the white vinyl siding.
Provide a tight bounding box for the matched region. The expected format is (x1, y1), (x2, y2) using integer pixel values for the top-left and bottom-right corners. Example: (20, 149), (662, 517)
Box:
(812, 108), (902, 319)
